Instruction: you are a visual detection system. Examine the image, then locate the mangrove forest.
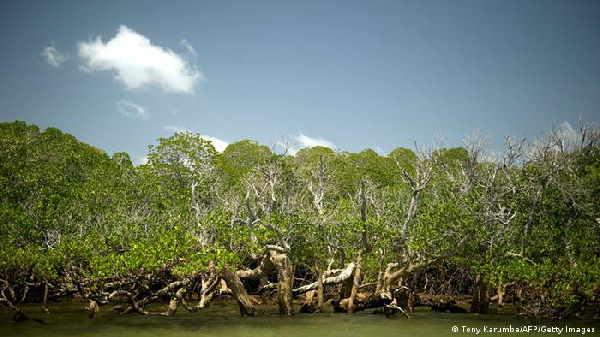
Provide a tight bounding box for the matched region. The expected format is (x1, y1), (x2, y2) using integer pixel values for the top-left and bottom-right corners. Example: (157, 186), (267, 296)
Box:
(1, 120), (599, 323)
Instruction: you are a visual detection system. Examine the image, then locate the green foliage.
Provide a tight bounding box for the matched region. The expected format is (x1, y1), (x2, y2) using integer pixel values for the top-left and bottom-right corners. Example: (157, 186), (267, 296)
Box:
(1, 121), (598, 316)
(388, 147), (417, 175)
(218, 140), (273, 188)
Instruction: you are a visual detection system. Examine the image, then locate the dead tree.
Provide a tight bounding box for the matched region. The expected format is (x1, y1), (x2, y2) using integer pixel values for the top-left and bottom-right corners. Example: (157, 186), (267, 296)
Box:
(241, 157), (296, 315)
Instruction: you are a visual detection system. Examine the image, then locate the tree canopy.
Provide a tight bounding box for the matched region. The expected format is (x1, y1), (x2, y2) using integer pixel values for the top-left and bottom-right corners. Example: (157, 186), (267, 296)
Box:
(1, 120), (599, 318)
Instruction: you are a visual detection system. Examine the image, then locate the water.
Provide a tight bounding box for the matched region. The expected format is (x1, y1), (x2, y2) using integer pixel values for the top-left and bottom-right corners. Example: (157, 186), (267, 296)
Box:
(1, 301), (598, 336)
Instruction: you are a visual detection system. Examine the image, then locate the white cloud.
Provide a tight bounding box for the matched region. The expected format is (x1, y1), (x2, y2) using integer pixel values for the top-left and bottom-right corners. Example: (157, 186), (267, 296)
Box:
(203, 135), (229, 153)
(135, 156), (148, 166)
(163, 125), (229, 152)
(78, 25), (202, 93)
(529, 121), (582, 157)
(294, 132), (336, 149)
(117, 100), (148, 119)
(180, 39), (196, 56)
(373, 146), (386, 155)
(281, 133), (336, 155)
(41, 42), (68, 67)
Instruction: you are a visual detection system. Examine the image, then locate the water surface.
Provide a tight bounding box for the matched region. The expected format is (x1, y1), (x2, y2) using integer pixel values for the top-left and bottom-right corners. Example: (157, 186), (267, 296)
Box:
(1, 301), (597, 336)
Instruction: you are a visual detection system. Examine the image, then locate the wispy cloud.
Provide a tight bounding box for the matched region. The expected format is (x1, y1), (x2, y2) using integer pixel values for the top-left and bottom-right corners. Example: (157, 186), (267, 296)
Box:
(41, 42), (68, 68)
(135, 156), (148, 166)
(163, 125), (229, 152)
(117, 100), (148, 119)
(78, 25), (202, 93)
(294, 133), (336, 149)
(373, 146), (386, 155)
(180, 39), (196, 56)
(280, 133), (336, 155)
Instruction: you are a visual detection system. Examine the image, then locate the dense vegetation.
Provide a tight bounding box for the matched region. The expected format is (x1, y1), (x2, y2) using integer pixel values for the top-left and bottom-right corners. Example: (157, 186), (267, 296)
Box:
(1, 120), (599, 319)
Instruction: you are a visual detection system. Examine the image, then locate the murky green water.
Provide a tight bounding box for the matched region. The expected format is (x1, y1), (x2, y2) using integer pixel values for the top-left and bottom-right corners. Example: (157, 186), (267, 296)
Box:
(1, 301), (598, 337)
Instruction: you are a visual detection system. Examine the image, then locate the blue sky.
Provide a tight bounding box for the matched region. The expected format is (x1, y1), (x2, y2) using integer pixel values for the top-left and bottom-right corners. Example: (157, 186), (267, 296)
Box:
(1, 0), (599, 163)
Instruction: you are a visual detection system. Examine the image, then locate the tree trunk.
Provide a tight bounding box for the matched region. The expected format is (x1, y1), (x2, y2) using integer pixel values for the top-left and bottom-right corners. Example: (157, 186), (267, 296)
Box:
(163, 288), (187, 316)
(359, 179), (372, 253)
(341, 273), (354, 299)
(41, 282), (50, 314)
(300, 290), (316, 313)
(347, 252), (363, 314)
(374, 250), (385, 294)
(402, 190), (421, 236)
(316, 265), (324, 313)
(87, 300), (99, 318)
(497, 284), (506, 314)
(470, 275), (489, 314)
(515, 286), (523, 314)
(271, 251), (294, 315)
(479, 283), (489, 314)
(221, 266), (259, 317)
(521, 182), (546, 256)
(293, 262), (355, 294)
(388, 286), (412, 318)
(381, 263), (401, 299)
(197, 261), (220, 310)
(165, 297), (180, 316)
(258, 277), (271, 303)
(375, 271), (383, 295)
